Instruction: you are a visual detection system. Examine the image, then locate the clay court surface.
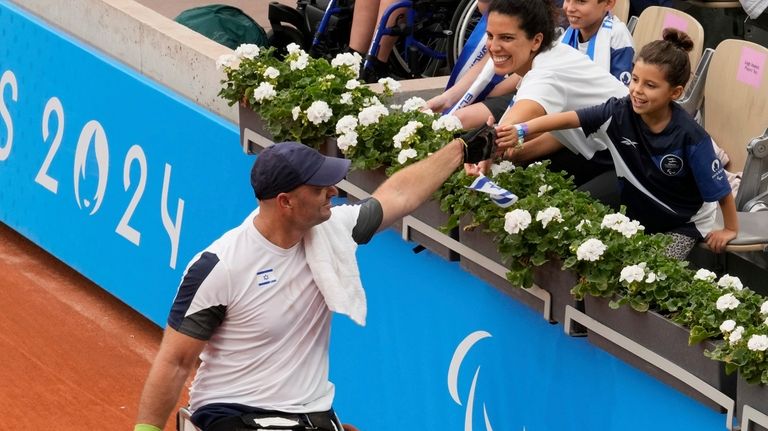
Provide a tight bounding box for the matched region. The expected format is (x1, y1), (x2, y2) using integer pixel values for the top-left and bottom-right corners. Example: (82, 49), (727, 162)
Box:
(0, 223), (188, 430)
(0, 3), (289, 429)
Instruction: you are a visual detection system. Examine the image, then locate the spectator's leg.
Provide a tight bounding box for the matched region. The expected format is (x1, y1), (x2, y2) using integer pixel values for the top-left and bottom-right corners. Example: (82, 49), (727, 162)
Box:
(349, 0), (381, 53)
(665, 233), (698, 260)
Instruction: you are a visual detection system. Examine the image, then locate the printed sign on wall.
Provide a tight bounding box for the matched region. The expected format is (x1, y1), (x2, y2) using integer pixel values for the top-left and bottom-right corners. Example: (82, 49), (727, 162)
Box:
(0, 1), (255, 324)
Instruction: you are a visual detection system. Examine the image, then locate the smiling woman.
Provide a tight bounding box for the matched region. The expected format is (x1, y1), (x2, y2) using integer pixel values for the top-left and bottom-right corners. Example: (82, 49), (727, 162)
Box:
(455, 0), (629, 191)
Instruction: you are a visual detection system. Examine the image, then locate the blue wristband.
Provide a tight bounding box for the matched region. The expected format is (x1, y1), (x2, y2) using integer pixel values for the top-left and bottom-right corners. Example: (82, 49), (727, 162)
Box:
(516, 123), (528, 147)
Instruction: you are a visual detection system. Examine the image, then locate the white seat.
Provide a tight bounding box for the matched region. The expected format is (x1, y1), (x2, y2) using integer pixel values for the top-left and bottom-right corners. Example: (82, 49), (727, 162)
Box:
(699, 39), (768, 252)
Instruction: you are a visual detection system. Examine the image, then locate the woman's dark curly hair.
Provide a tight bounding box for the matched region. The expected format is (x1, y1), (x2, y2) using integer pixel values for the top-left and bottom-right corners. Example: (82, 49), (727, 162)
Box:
(487, 0), (558, 53)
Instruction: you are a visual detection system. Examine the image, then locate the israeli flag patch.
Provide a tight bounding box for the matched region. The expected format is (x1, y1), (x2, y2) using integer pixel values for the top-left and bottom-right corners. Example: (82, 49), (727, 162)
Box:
(257, 268), (278, 287)
(467, 175), (518, 208)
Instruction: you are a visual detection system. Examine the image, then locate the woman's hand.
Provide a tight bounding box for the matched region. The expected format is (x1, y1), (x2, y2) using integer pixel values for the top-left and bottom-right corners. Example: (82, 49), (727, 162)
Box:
(705, 228), (737, 253)
(425, 94), (452, 113)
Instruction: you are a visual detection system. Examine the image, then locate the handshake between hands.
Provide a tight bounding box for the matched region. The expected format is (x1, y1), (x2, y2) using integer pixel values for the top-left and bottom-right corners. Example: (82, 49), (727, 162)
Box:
(459, 118), (527, 175)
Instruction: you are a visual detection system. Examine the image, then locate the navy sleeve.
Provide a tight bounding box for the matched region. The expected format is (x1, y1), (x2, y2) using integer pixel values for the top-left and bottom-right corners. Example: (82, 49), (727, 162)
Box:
(352, 198), (383, 244)
(167, 251), (226, 340)
(576, 97), (621, 136)
(686, 136), (732, 202)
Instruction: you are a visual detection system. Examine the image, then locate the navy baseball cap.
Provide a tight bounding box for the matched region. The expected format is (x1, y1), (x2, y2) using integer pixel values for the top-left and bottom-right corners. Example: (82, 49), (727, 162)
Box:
(251, 142), (351, 200)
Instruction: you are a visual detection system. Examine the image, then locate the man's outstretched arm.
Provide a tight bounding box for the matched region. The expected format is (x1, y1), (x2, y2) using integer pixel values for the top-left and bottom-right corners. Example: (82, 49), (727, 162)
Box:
(372, 139), (464, 230)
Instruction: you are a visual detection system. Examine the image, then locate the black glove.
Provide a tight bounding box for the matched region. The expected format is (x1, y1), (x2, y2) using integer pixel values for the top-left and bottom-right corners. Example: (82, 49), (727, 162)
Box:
(460, 124), (497, 164)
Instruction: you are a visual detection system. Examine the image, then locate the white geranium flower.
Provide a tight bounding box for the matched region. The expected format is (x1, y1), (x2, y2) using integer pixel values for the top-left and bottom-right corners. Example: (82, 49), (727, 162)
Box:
(729, 326), (745, 344)
(216, 54), (240, 70)
(504, 209), (532, 234)
(331, 52), (363, 75)
(694, 268), (718, 282)
(615, 220), (644, 238)
(397, 148), (418, 164)
(305, 101), (333, 125)
(402, 96), (427, 112)
(432, 115), (463, 132)
(490, 161), (515, 177)
(339, 92), (353, 105)
(252, 82), (277, 103)
(601, 213), (631, 229)
(234, 43), (261, 59)
(748, 334), (768, 352)
(291, 106), (302, 121)
(335, 115), (358, 136)
(363, 96), (382, 107)
(536, 207), (563, 228)
(336, 132), (358, 153)
(378, 77), (401, 92)
(620, 263), (647, 284)
(765, 316), (768, 326)
(761, 301), (768, 315)
(345, 79), (361, 90)
(575, 220), (591, 233)
(717, 274), (743, 291)
(358, 104), (389, 126)
(645, 271), (657, 283)
(720, 319), (737, 333)
(290, 52), (310, 71)
(286, 43), (302, 54)
(538, 184), (553, 196)
(716, 293), (741, 311)
(576, 238), (607, 262)
(263, 66), (280, 80)
(392, 121), (423, 148)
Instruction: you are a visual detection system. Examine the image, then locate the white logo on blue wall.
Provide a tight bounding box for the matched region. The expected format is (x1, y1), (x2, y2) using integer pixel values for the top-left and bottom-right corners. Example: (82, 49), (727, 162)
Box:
(448, 331), (495, 431)
(73, 120), (109, 214)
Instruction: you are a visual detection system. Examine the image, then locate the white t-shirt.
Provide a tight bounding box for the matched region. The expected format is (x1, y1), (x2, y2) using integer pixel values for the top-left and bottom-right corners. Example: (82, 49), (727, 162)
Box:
(514, 43), (629, 159)
(168, 204), (365, 414)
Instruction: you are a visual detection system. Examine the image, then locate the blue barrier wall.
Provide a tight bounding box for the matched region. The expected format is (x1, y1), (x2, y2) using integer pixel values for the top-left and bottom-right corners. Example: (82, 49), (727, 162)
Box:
(0, 2), (726, 430)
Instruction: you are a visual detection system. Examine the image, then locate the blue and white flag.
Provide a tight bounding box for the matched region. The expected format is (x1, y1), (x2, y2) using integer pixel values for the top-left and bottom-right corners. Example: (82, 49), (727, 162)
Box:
(257, 268), (278, 287)
(467, 175), (518, 208)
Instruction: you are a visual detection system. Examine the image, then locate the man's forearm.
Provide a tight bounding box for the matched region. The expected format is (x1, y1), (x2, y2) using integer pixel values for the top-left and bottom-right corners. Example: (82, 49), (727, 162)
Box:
(135, 357), (192, 429)
(373, 140), (463, 228)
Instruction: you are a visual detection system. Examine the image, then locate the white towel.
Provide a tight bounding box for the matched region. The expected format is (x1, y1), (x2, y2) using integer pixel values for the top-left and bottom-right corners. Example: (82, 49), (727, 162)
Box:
(303, 208), (367, 326)
(560, 13), (614, 72)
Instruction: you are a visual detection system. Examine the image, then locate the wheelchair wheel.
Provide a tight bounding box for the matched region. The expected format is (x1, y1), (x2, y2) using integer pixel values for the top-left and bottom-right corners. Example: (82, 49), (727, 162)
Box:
(448, 0), (481, 67)
(387, 5), (452, 79)
(267, 26), (306, 58)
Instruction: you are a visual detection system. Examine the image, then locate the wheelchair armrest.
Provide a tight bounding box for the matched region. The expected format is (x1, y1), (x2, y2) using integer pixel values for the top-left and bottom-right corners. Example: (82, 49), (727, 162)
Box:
(677, 48), (714, 117)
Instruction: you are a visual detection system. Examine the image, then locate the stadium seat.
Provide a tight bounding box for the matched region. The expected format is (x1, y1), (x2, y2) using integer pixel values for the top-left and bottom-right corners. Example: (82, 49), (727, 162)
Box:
(613, 0), (630, 23)
(700, 39), (768, 252)
(630, 6), (705, 70)
(629, 6), (708, 115)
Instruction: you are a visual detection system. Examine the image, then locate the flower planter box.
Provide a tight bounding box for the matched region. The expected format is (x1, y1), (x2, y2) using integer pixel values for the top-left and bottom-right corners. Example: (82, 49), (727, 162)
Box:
(737, 376), (768, 431)
(458, 215), (581, 323)
(345, 168), (458, 261)
(584, 295), (736, 412)
(238, 105), (340, 157)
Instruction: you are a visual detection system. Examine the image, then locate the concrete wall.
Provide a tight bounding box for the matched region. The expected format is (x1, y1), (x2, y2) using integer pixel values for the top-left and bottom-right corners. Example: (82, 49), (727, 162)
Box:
(10, 0), (238, 122)
(9, 0), (449, 126)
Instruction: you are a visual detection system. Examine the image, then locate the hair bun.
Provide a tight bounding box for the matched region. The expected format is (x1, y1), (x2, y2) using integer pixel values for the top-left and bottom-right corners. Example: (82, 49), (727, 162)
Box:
(662, 28), (694, 53)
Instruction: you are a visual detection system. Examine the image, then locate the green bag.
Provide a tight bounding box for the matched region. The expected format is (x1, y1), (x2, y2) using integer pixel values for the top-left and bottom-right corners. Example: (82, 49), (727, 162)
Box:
(174, 4), (269, 50)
